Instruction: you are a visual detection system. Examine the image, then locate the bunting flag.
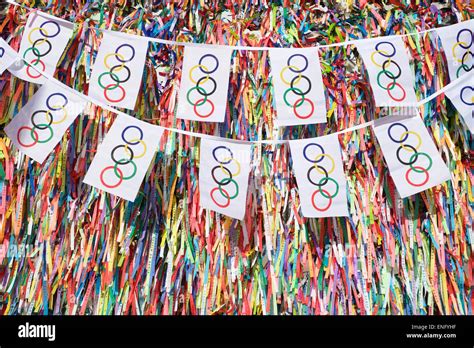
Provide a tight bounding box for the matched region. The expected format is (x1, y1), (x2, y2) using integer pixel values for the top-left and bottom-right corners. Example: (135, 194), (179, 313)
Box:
(436, 19), (474, 81)
(445, 72), (474, 132)
(176, 46), (232, 122)
(88, 31), (148, 110)
(289, 134), (349, 217)
(270, 48), (327, 126)
(199, 139), (252, 220)
(373, 115), (451, 198)
(8, 12), (73, 84)
(83, 114), (163, 201)
(355, 36), (418, 106)
(0, 38), (17, 74)
(4, 81), (86, 163)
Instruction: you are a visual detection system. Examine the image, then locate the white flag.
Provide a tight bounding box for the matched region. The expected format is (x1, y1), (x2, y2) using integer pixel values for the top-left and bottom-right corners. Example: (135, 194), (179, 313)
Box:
(89, 31), (148, 110)
(289, 134), (349, 217)
(199, 139), (251, 220)
(270, 48), (327, 126)
(176, 46), (232, 122)
(373, 115), (450, 198)
(9, 12), (73, 84)
(4, 81), (86, 163)
(355, 36), (418, 106)
(83, 114), (163, 201)
(436, 19), (474, 81)
(0, 38), (18, 75)
(445, 72), (473, 133)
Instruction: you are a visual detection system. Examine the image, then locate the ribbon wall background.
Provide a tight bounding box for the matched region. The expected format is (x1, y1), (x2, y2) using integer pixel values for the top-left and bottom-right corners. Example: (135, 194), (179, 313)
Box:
(0, 0), (472, 315)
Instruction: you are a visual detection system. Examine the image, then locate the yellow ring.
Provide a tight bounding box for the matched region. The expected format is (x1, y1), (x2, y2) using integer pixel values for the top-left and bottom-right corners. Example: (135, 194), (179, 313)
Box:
(280, 65), (302, 86)
(219, 158), (241, 176)
(313, 154), (335, 175)
(124, 139), (147, 159)
(27, 27), (49, 45)
(399, 131), (422, 151)
(452, 41), (469, 63)
(51, 105), (68, 124)
(189, 65), (210, 84)
(104, 53), (126, 71)
(370, 50), (392, 68)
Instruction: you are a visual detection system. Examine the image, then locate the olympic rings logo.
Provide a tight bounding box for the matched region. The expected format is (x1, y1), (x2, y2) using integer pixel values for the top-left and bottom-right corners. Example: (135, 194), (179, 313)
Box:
(99, 126), (146, 189)
(98, 44), (136, 103)
(209, 146), (241, 208)
(281, 54), (314, 119)
(370, 41), (407, 102)
(186, 54), (219, 118)
(16, 93), (69, 147)
(387, 122), (433, 187)
(303, 143), (339, 212)
(460, 86), (474, 106)
(23, 20), (61, 79)
(452, 29), (473, 78)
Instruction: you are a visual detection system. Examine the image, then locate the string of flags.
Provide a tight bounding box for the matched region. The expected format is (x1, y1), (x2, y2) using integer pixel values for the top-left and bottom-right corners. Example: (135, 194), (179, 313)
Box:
(0, 8), (472, 220)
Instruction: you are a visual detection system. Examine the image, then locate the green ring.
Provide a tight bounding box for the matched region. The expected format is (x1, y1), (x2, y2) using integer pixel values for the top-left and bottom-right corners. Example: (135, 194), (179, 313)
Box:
(376, 70), (397, 91)
(31, 124), (53, 143)
(318, 177), (339, 199)
(23, 47), (42, 66)
(283, 87), (305, 107)
(218, 178), (239, 200)
(456, 64), (470, 78)
(114, 159), (137, 180)
(98, 72), (120, 90)
(186, 86), (207, 106)
(408, 152), (432, 173)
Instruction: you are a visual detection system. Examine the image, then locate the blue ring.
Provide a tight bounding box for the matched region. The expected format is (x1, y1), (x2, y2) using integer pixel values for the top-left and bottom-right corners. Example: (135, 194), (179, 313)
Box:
(121, 126), (144, 145)
(198, 54), (219, 74)
(303, 143), (325, 163)
(460, 86), (474, 106)
(375, 41), (396, 58)
(46, 93), (68, 111)
(387, 122), (409, 143)
(0, 47), (5, 58)
(115, 44), (136, 63)
(39, 20), (61, 38)
(212, 146), (233, 164)
(456, 28), (473, 50)
(287, 54), (308, 73)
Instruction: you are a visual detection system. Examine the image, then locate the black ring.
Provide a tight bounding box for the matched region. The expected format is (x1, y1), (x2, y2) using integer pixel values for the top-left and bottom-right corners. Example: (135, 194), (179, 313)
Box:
(461, 51), (473, 71)
(196, 76), (217, 96)
(387, 122), (409, 143)
(375, 41), (396, 58)
(381, 60), (402, 80)
(290, 75), (312, 96)
(46, 93), (68, 111)
(287, 54), (308, 73)
(307, 166), (329, 187)
(111, 145), (134, 165)
(31, 110), (53, 130)
(198, 54), (219, 74)
(32, 38), (52, 57)
(212, 146), (233, 164)
(456, 29), (473, 50)
(396, 144), (419, 165)
(211, 165), (232, 185)
(110, 64), (131, 83)
(115, 44), (136, 63)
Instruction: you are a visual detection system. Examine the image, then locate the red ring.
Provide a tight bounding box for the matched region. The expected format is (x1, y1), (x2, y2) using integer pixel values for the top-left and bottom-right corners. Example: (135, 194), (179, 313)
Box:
(17, 126), (39, 148)
(26, 59), (46, 79)
(210, 187), (231, 208)
(100, 166), (124, 189)
(311, 189), (332, 212)
(405, 166), (429, 187)
(104, 84), (126, 103)
(386, 81), (407, 102)
(193, 98), (215, 118)
(293, 98), (314, 119)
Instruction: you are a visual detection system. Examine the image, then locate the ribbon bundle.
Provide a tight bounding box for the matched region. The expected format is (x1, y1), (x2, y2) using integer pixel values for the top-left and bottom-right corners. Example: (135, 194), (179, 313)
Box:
(0, 1), (472, 315)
